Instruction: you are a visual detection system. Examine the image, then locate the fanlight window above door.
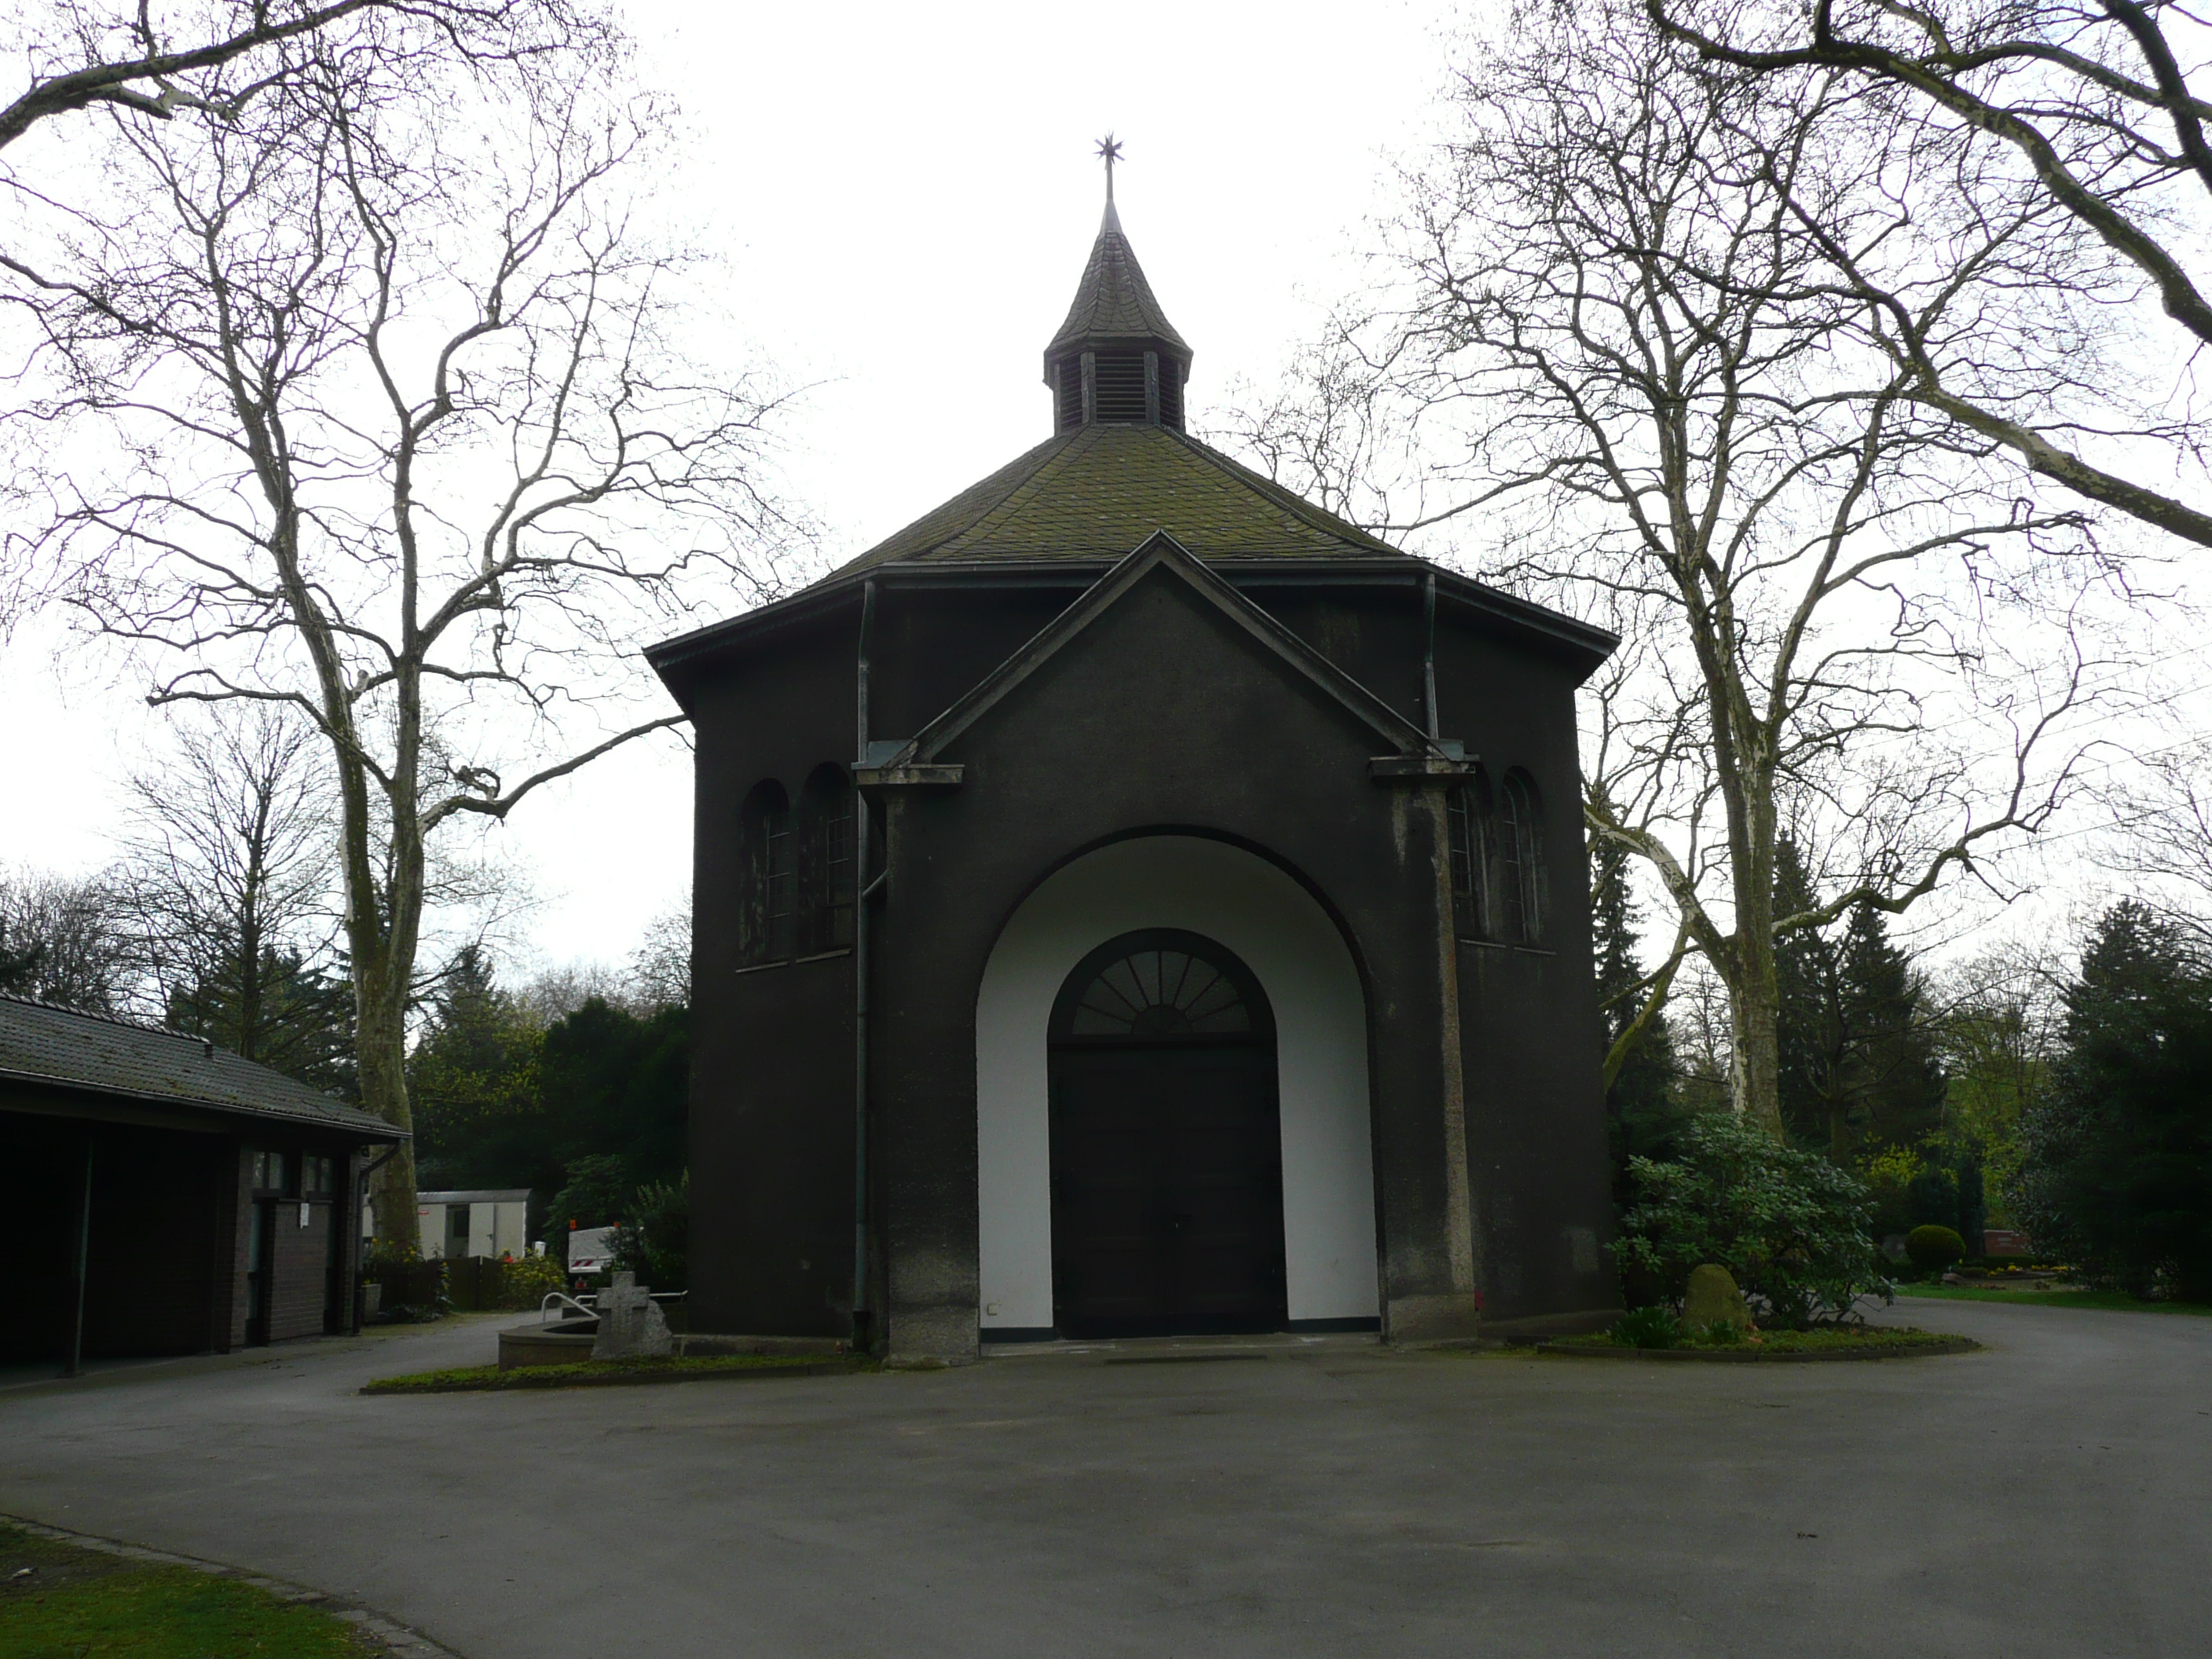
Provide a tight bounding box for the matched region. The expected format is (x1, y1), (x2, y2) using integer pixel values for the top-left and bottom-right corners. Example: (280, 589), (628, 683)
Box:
(1065, 946), (1254, 1039)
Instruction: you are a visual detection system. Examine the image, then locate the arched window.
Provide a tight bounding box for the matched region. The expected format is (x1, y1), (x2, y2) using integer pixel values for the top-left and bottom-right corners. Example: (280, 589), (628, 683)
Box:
(1447, 769), (1494, 939)
(1050, 929), (1274, 1046)
(1496, 769), (1546, 943)
(739, 779), (793, 965)
(798, 764), (855, 954)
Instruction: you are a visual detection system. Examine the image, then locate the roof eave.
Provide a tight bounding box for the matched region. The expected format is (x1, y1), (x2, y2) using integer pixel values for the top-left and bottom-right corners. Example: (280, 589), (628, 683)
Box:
(0, 1064), (408, 1140)
(647, 554), (1616, 686)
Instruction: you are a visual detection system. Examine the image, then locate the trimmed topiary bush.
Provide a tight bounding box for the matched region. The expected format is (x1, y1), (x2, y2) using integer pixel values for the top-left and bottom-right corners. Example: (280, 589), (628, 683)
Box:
(1905, 1224), (1968, 1273)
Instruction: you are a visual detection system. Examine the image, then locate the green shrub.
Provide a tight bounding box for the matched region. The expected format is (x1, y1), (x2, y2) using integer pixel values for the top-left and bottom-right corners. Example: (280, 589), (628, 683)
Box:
(610, 1172), (689, 1292)
(494, 1251), (569, 1310)
(1610, 1305), (1682, 1349)
(1697, 1318), (1745, 1346)
(1905, 1224), (1968, 1273)
(1613, 1111), (1893, 1328)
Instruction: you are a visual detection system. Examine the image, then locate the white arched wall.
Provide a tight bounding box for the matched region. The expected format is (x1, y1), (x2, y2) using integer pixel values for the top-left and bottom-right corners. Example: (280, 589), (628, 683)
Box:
(976, 834), (1378, 1334)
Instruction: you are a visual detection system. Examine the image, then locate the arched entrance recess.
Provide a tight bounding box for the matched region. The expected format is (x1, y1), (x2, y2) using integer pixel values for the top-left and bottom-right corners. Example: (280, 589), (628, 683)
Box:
(976, 835), (1378, 1338)
(1049, 930), (1286, 1337)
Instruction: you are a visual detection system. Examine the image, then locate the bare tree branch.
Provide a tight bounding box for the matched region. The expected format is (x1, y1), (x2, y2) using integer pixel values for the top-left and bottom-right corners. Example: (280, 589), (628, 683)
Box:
(4, 11), (807, 1238)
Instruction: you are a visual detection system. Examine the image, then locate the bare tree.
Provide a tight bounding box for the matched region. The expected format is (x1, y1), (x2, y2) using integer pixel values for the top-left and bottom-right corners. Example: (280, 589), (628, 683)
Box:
(0, 866), (136, 1012)
(626, 902), (688, 1011)
(511, 959), (628, 1025)
(0, 1), (569, 155)
(1649, 0), (2212, 549)
(1219, 1), (2122, 1130)
(2108, 736), (2212, 945)
(115, 705), (346, 1076)
(5, 20), (800, 1237)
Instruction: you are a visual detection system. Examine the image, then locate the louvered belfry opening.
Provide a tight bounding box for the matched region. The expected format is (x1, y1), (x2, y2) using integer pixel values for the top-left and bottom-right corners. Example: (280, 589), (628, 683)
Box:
(1093, 351), (1148, 421)
(1043, 205), (1193, 434)
(1055, 360), (1084, 430)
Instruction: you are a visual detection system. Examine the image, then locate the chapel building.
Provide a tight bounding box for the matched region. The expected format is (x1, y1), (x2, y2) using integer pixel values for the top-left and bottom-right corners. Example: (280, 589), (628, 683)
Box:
(648, 187), (1621, 1361)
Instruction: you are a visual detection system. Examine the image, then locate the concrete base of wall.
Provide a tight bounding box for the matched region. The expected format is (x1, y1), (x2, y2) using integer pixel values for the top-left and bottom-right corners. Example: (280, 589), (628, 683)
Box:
(888, 1305), (982, 1366)
(1384, 1292), (1486, 1346)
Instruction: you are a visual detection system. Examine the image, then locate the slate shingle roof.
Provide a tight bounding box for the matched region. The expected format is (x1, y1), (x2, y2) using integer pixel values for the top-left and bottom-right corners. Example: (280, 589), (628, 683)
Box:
(1045, 218), (1191, 362)
(827, 423), (1403, 578)
(0, 994), (401, 1138)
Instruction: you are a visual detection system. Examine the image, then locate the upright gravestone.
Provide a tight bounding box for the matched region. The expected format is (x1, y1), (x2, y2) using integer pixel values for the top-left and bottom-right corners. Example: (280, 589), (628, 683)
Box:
(591, 1270), (673, 1360)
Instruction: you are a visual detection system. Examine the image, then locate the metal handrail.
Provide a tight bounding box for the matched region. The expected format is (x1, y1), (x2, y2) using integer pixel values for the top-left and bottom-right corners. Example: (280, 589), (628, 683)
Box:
(539, 1291), (596, 1325)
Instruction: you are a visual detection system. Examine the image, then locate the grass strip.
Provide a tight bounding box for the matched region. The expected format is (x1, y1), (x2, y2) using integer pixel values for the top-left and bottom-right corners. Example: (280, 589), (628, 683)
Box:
(0, 1522), (374, 1657)
(362, 1353), (871, 1393)
(1893, 1284), (2212, 1315)
(1540, 1326), (1976, 1362)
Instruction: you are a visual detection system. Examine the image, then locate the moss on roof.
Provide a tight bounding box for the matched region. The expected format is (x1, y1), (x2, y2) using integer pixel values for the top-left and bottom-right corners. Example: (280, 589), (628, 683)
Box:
(829, 423), (1403, 577)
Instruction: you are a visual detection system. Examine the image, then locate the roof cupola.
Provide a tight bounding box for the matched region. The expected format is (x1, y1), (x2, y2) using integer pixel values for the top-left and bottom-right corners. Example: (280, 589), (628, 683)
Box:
(1043, 137), (1192, 434)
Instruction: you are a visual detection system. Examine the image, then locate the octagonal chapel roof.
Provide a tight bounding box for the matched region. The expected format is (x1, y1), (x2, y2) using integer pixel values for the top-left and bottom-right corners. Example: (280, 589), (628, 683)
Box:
(827, 422), (1401, 577)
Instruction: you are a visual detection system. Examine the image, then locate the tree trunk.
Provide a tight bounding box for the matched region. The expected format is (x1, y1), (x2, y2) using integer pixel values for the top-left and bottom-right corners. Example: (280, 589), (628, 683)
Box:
(1727, 970), (1784, 1134)
(1723, 774), (1786, 1135)
(357, 958), (418, 1247)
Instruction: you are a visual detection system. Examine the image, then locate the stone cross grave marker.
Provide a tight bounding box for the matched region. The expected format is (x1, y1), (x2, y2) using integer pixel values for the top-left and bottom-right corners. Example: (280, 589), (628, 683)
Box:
(591, 1270), (673, 1360)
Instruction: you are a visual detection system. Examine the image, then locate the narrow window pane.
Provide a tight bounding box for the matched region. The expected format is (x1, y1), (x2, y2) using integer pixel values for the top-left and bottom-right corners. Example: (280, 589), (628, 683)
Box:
(764, 802), (795, 958)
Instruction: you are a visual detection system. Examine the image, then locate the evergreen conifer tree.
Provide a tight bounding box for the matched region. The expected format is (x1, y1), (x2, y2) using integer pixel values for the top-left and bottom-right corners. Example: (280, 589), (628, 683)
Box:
(408, 947), (549, 1194)
(1773, 838), (1844, 1150)
(1592, 842), (1683, 1232)
(2016, 902), (2212, 1297)
(1594, 844), (1678, 1119)
(1836, 899), (1947, 1154)
(167, 947), (354, 1097)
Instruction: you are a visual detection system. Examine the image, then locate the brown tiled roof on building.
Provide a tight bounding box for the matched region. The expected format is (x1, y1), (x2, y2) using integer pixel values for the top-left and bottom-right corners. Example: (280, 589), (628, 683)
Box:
(828, 423), (1402, 578)
(0, 994), (401, 1138)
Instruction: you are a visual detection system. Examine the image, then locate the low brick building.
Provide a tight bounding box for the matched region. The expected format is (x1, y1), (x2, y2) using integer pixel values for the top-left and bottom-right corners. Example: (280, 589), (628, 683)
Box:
(0, 994), (404, 1374)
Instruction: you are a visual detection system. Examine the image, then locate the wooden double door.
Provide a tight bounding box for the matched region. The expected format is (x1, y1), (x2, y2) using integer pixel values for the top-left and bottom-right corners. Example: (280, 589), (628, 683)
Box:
(1049, 931), (1288, 1339)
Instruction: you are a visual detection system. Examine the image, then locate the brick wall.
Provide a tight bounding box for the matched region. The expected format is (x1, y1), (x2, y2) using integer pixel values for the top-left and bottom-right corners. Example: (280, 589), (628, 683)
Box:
(227, 1145), (255, 1350)
(269, 1199), (334, 1341)
(229, 1140), (358, 1346)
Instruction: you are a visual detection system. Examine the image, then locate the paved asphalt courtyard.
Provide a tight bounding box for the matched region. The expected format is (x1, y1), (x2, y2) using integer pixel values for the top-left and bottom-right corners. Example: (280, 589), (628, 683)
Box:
(2, 1299), (2207, 1659)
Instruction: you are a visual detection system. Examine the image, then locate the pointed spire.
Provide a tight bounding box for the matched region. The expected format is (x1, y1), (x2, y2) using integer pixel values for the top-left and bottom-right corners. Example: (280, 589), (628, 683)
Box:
(1097, 132), (1123, 233)
(1043, 137), (1193, 431)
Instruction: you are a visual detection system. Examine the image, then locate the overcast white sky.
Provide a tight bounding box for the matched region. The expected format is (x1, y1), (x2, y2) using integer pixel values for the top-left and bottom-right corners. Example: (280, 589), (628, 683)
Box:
(0, 0), (1445, 970)
(1, 0), (2203, 979)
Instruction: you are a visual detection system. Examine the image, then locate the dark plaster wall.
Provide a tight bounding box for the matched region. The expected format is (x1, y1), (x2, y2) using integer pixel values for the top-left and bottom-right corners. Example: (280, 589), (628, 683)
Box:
(873, 568), (1467, 1354)
(686, 607), (866, 1338)
(1237, 580), (1428, 729)
(1431, 608), (1619, 1324)
(679, 561), (1616, 1349)
(1, 1108), (225, 1362)
(870, 584), (1083, 741)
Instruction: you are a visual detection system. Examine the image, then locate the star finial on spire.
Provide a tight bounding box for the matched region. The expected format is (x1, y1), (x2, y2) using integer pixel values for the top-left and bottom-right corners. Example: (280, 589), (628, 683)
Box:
(1096, 132), (1124, 205)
